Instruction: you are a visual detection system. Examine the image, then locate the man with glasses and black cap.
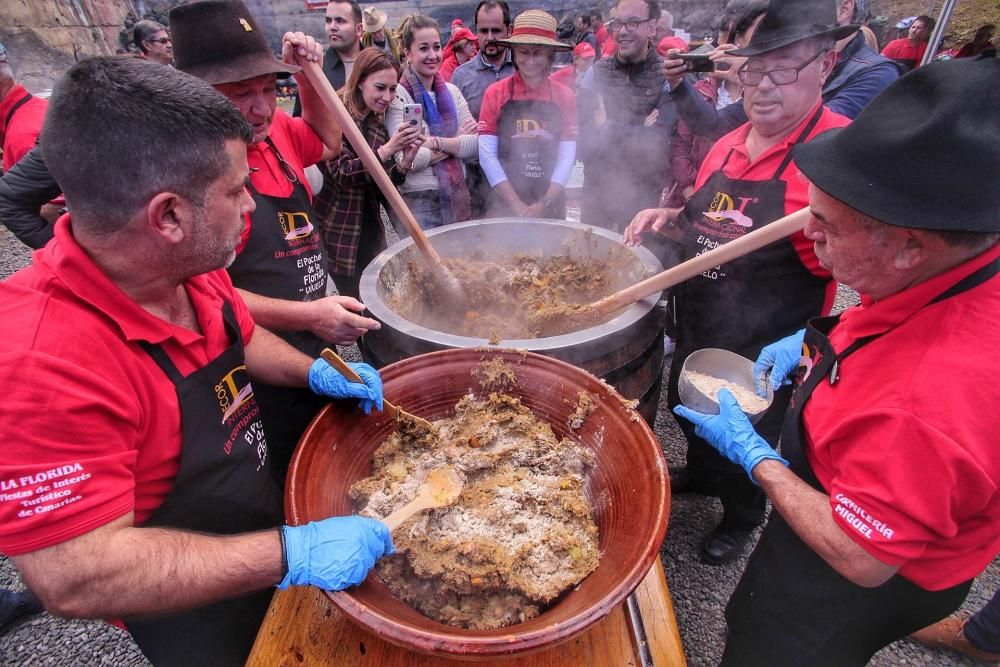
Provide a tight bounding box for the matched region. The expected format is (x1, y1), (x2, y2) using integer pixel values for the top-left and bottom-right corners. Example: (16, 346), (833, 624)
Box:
(663, 0), (901, 143)
(625, 0), (853, 565)
(673, 55), (1000, 666)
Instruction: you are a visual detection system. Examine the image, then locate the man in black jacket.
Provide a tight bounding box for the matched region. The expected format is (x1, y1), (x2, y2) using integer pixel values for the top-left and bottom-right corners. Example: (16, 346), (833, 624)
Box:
(578, 0), (676, 232)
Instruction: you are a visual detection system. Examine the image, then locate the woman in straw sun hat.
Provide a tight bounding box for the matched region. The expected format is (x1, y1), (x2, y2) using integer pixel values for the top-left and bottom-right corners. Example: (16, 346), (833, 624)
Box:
(477, 9), (579, 220)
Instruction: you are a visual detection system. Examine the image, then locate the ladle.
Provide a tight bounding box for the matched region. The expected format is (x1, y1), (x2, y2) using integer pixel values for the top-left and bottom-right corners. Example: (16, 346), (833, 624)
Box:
(299, 60), (464, 298)
(571, 207), (812, 321)
(381, 466), (464, 531)
(320, 348), (435, 431)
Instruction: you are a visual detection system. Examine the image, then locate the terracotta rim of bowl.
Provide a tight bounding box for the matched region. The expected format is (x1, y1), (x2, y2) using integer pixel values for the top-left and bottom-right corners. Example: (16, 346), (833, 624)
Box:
(290, 349), (670, 658)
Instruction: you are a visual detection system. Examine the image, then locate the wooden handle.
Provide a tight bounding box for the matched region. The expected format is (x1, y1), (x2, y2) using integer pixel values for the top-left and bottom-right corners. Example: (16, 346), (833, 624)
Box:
(592, 207), (812, 318)
(298, 60), (443, 269)
(319, 348), (400, 420)
(320, 348), (363, 382)
(382, 495), (434, 531)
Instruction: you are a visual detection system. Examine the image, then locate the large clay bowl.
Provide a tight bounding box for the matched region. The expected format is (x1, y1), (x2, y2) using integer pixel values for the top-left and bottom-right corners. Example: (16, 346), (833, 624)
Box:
(286, 348), (670, 660)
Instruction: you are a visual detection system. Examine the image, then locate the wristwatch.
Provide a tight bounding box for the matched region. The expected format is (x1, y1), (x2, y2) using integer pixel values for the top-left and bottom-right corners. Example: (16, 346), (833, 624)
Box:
(539, 196), (554, 210)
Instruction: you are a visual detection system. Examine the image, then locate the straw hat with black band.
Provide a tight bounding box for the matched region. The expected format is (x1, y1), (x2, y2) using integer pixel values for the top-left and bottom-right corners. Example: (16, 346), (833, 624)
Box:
(497, 9), (572, 51)
(169, 0), (298, 85)
(793, 56), (1000, 233)
(729, 0), (859, 57)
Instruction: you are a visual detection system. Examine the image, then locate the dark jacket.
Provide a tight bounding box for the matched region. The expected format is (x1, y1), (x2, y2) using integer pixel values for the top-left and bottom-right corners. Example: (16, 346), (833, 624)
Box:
(578, 46), (677, 228)
(293, 47), (348, 117)
(0, 147), (58, 249)
(823, 33), (903, 119)
(672, 33), (903, 141)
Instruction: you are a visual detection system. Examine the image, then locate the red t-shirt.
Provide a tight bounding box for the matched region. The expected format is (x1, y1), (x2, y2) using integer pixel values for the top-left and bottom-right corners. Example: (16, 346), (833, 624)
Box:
(880, 39), (928, 68)
(802, 242), (1000, 590)
(239, 110), (325, 253)
(477, 72), (579, 140)
(0, 216), (256, 556)
(548, 65), (578, 92)
(0, 84), (48, 170)
(695, 104), (849, 309)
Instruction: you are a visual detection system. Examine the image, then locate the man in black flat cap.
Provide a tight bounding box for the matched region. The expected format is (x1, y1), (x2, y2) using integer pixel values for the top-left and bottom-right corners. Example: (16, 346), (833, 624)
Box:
(673, 56), (1000, 665)
(625, 0), (854, 565)
(662, 0), (901, 142)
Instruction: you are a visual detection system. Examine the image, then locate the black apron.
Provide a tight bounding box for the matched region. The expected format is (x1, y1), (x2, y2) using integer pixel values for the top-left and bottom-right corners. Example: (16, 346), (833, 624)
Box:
(227, 139), (328, 481)
(667, 107), (828, 527)
(494, 77), (566, 218)
(125, 302), (283, 666)
(721, 256), (1000, 666)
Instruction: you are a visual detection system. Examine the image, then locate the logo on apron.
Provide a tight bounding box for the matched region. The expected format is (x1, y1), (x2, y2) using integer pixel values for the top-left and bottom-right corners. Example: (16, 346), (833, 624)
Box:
(513, 119), (555, 140)
(696, 191), (761, 238)
(215, 364), (255, 423)
(795, 343), (820, 386)
(277, 211), (315, 241)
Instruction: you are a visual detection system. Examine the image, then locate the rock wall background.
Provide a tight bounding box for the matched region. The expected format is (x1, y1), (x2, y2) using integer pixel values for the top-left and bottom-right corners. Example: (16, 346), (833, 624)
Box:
(2, 0), (996, 92)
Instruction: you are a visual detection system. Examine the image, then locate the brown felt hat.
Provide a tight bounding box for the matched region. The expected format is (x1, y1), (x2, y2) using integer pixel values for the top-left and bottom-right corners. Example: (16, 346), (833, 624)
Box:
(170, 0), (298, 86)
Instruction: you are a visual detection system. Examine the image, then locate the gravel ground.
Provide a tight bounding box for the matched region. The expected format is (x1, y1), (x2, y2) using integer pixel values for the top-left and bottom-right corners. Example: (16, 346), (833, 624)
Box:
(0, 224), (996, 665)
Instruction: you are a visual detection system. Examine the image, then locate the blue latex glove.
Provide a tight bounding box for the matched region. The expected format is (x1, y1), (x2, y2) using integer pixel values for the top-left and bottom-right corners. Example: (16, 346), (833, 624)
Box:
(673, 389), (788, 482)
(753, 328), (806, 394)
(278, 516), (394, 590)
(308, 359), (384, 414)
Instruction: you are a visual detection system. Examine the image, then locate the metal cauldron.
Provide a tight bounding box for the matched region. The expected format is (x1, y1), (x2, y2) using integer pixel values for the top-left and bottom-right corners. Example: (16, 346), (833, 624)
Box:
(359, 219), (666, 423)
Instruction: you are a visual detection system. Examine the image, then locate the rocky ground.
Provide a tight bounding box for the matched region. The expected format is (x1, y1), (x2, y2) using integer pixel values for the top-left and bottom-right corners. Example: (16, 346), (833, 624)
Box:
(0, 223), (995, 665)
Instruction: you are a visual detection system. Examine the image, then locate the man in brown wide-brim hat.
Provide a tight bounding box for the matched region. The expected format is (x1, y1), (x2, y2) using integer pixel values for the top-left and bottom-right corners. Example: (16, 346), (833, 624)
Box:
(672, 55), (1000, 665)
(170, 0), (383, 487)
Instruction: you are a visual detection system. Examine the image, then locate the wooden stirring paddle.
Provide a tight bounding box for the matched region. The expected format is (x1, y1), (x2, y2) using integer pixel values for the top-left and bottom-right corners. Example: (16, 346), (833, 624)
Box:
(320, 349), (435, 431)
(382, 466), (464, 531)
(298, 60), (464, 299)
(539, 207), (812, 326)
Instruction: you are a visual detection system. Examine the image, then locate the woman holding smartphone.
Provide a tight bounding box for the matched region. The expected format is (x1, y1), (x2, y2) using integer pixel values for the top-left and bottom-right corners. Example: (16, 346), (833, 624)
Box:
(386, 14), (478, 230)
(313, 48), (421, 301)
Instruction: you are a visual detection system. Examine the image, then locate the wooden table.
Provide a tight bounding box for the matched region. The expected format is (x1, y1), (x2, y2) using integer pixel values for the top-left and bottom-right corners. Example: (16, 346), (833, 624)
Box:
(247, 558), (686, 666)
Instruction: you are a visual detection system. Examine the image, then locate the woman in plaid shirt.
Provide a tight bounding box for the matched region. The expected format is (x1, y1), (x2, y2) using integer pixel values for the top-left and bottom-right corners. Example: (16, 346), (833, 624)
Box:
(313, 48), (422, 301)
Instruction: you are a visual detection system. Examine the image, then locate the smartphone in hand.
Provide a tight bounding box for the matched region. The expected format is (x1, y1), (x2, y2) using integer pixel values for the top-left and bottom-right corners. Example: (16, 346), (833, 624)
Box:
(402, 104), (422, 126)
(675, 53), (715, 73)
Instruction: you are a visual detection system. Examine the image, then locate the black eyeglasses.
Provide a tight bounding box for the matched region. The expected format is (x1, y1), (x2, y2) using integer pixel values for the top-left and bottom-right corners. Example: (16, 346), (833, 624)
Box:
(147, 37), (172, 45)
(737, 49), (827, 86)
(607, 18), (652, 33)
(274, 152), (299, 184)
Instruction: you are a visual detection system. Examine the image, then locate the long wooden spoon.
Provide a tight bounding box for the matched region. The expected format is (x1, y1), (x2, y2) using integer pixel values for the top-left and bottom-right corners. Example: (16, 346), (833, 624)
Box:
(382, 466), (464, 531)
(320, 348), (435, 431)
(298, 60), (463, 296)
(552, 207), (812, 324)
